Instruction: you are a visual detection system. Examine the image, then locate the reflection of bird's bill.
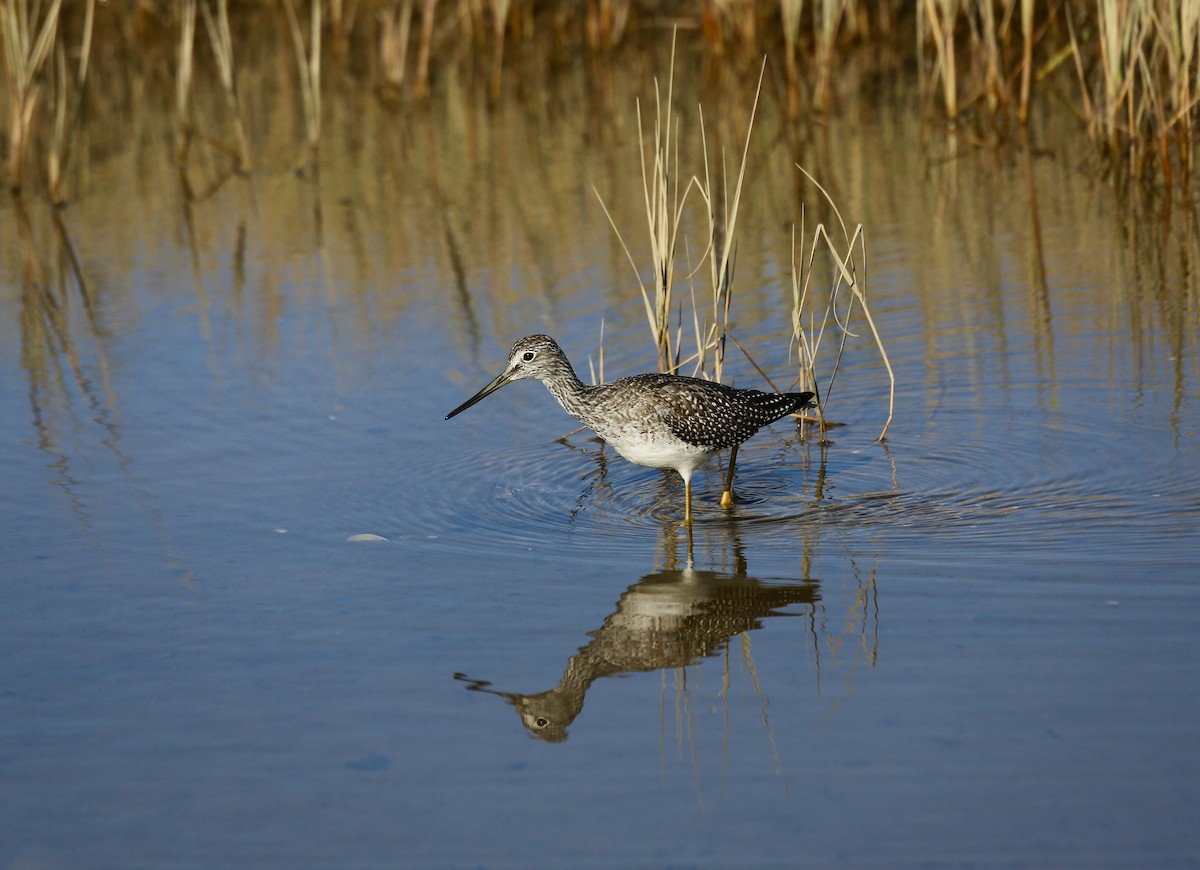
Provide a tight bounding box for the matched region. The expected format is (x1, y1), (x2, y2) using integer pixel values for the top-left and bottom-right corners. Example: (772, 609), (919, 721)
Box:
(445, 370), (512, 420)
(453, 672), (503, 696)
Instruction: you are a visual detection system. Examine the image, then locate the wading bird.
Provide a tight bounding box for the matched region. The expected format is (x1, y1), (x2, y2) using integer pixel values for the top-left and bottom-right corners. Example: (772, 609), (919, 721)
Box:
(446, 335), (814, 524)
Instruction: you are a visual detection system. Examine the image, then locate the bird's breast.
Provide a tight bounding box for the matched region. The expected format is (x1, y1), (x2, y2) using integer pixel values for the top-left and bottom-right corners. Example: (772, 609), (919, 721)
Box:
(603, 432), (714, 476)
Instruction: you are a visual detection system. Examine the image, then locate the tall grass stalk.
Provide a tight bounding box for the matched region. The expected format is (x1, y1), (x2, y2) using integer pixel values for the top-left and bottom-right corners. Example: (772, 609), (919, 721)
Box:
(2, 0), (63, 191)
(587, 319), (606, 386)
(490, 0), (511, 102)
(971, 0), (1003, 113)
(7, 2), (1200, 192)
(46, 38), (65, 192)
(595, 34), (697, 374)
(601, 48), (841, 505)
(1155, 0), (1198, 181)
(1179, 1), (1199, 176)
(46, 0), (92, 203)
(657, 61), (769, 510)
(328, 0), (357, 51)
(176, 0), (196, 165)
(813, 0), (844, 111)
(1068, 0), (1199, 180)
(792, 165), (893, 442)
(284, 0), (322, 169)
(378, 0), (414, 94)
(413, 0), (436, 98)
(694, 58), (766, 385)
(1018, 0), (1034, 122)
(780, 0), (802, 111)
(636, 48), (691, 373)
(1096, 0), (1146, 166)
(199, 0), (251, 171)
(918, 0), (958, 118)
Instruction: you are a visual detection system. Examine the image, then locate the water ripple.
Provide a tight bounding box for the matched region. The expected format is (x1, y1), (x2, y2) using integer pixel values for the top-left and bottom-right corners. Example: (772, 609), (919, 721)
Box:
(385, 393), (1198, 566)
(404, 428), (828, 556)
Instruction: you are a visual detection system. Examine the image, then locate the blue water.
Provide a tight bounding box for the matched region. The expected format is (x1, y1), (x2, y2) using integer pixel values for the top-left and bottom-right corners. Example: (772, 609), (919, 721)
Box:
(2, 69), (1199, 867)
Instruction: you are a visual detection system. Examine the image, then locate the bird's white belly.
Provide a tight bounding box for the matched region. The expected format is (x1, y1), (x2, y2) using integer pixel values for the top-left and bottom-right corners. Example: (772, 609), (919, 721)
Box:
(607, 436), (712, 478)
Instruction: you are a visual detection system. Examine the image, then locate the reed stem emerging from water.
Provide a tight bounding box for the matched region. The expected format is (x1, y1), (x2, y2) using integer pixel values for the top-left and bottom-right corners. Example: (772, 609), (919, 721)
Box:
(596, 33), (699, 375)
(791, 165), (893, 443)
(199, 0), (251, 172)
(693, 59), (766, 387)
(45, 0), (91, 204)
(4, 3), (1198, 197)
(283, 0), (322, 171)
(2, 0), (63, 192)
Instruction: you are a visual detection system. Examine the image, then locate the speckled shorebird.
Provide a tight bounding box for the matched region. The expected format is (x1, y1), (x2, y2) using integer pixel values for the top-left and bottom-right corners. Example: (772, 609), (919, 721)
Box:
(445, 335), (815, 524)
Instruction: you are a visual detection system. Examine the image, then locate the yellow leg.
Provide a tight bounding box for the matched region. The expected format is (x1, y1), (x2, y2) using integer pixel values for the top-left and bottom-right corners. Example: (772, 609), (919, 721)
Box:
(685, 513), (695, 567)
(684, 476), (693, 526)
(720, 444), (738, 509)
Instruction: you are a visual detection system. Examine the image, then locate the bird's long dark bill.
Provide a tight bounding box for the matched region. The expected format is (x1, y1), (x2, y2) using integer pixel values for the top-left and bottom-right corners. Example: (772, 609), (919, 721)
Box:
(445, 371), (512, 420)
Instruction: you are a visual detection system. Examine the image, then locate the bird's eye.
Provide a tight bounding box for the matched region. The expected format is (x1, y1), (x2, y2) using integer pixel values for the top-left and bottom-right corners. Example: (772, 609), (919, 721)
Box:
(534, 717), (549, 729)
(522, 351), (536, 362)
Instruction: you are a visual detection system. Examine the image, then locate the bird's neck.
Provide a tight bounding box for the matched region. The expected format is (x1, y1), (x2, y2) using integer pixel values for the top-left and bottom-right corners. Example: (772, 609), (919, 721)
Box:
(542, 366), (592, 420)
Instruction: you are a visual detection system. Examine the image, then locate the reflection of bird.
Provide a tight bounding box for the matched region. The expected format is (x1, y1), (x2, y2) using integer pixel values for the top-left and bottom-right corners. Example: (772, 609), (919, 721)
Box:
(455, 568), (819, 742)
(445, 335), (815, 523)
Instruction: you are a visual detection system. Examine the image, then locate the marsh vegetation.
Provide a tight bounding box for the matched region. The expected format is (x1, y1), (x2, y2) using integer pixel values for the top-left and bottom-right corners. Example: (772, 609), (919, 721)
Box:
(4, 1), (1195, 440)
(3, 1), (1197, 193)
(1, 4), (1198, 867)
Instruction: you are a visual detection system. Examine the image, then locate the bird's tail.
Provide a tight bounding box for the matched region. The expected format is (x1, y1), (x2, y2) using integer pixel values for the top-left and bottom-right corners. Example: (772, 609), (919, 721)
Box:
(789, 391), (816, 414)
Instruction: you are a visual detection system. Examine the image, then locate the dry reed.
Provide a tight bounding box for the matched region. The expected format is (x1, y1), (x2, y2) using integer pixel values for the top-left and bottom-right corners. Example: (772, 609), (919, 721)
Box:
(595, 34), (697, 375)
(790, 166), (893, 442)
(3, 2), (1198, 196)
(598, 42), (887, 504)
(2, 0), (63, 192)
(176, 0), (196, 165)
(199, 0), (251, 171)
(283, 0), (323, 171)
(45, 0), (91, 203)
(692, 58), (767, 384)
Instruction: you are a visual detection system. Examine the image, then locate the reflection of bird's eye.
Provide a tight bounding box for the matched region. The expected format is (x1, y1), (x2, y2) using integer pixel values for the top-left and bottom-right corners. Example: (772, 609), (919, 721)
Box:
(535, 717), (549, 729)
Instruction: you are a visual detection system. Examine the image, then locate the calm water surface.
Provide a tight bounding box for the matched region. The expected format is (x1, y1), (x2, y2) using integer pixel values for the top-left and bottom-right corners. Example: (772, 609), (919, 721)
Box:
(2, 45), (1199, 868)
